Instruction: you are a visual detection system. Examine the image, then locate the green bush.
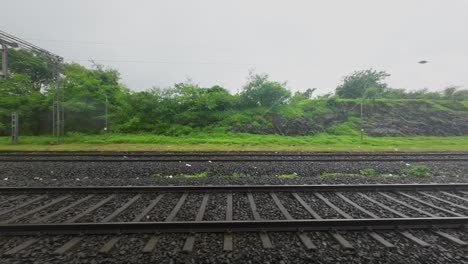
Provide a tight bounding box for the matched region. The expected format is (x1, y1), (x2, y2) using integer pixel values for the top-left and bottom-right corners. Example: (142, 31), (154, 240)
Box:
(165, 125), (193, 136)
(0, 122), (5, 134)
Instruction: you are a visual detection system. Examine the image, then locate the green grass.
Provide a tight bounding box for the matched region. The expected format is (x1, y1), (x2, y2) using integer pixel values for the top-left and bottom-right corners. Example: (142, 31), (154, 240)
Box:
(152, 171), (208, 179)
(321, 172), (361, 177)
(277, 173), (299, 179)
(322, 168), (377, 177)
(322, 166), (432, 178)
(230, 172), (248, 178)
(0, 133), (467, 152)
(176, 172), (208, 179)
(359, 168), (377, 176)
(400, 165), (431, 177)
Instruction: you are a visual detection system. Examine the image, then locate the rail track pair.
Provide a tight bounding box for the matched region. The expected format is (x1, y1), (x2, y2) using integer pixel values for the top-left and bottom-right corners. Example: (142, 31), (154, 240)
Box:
(1, 184), (468, 254)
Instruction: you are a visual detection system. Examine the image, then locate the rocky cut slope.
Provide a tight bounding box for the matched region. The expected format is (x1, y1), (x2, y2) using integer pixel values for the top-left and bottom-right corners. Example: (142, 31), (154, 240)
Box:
(231, 99), (468, 137)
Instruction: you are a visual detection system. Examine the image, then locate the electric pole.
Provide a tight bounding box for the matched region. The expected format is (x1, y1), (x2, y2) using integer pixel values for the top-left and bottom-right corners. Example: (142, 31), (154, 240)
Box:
(360, 101), (363, 140)
(104, 94), (108, 133)
(0, 38), (18, 79)
(11, 113), (18, 144)
(52, 61), (65, 143)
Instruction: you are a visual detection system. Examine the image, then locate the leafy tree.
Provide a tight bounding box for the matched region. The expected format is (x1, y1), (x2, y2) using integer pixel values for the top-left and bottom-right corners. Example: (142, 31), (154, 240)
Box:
(336, 69), (390, 98)
(60, 63), (129, 133)
(294, 88), (317, 99)
(0, 73), (48, 134)
(453, 89), (468, 101)
(240, 72), (291, 107)
(7, 49), (55, 91)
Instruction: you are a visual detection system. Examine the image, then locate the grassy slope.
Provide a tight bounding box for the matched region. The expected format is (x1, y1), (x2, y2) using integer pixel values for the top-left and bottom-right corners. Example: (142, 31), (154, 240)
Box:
(0, 133), (467, 151)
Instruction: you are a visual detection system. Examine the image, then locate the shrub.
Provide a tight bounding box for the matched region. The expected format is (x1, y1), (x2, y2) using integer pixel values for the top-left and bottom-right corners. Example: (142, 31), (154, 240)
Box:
(165, 125), (193, 136)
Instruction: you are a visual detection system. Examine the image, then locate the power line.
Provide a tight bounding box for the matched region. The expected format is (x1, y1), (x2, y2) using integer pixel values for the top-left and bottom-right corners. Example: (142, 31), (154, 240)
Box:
(0, 30), (62, 61)
(71, 58), (256, 66)
(17, 36), (257, 66)
(24, 38), (111, 45)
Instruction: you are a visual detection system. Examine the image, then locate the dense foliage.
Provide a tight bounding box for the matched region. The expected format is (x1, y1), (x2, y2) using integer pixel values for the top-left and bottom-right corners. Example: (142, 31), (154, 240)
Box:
(0, 49), (467, 136)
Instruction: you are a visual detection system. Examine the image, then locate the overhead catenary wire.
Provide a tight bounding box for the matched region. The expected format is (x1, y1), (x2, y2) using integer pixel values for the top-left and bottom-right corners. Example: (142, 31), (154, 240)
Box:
(70, 59), (256, 66)
(19, 36), (258, 66)
(0, 30), (62, 61)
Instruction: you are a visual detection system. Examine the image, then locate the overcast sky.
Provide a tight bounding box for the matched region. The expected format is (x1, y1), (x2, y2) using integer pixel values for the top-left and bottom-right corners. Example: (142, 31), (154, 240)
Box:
(3, 0), (468, 94)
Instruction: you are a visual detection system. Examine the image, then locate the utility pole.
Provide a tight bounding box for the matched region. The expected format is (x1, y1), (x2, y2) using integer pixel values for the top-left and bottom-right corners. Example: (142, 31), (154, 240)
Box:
(104, 94), (108, 133)
(0, 39), (18, 79)
(360, 102), (364, 140)
(361, 99), (364, 140)
(11, 113), (18, 144)
(52, 61), (64, 143)
(1, 44), (7, 80)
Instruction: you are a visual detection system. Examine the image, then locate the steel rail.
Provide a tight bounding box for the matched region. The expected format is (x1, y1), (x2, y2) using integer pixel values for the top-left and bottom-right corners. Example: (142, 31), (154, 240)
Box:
(1, 217), (467, 235)
(0, 152), (466, 157)
(2, 158), (468, 162)
(1, 184), (468, 194)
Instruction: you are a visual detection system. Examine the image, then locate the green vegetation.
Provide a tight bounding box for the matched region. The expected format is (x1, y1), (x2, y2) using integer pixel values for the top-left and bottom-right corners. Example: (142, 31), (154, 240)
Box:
(322, 168), (376, 177)
(175, 172), (209, 179)
(401, 165), (431, 177)
(0, 134), (467, 151)
(359, 168), (377, 176)
(322, 165), (432, 178)
(321, 172), (361, 177)
(230, 172), (248, 178)
(1, 49), (467, 147)
(277, 173), (299, 179)
(152, 171), (208, 179)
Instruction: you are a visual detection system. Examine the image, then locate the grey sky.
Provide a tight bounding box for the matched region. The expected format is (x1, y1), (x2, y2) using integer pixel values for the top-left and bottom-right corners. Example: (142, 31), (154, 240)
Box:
(3, 0), (468, 94)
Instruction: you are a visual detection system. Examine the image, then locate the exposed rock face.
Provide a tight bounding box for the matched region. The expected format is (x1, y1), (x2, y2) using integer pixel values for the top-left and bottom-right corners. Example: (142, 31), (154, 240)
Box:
(362, 101), (468, 136)
(232, 100), (468, 136)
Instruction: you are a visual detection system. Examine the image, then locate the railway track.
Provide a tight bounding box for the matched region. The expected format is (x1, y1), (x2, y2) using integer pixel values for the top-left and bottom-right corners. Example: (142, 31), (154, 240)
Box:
(1, 151), (467, 156)
(1, 184), (468, 254)
(1, 151), (467, 162)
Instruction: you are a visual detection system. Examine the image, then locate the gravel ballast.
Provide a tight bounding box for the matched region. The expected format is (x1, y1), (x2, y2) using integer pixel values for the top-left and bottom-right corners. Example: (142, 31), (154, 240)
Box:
(1, 152), (468, 263)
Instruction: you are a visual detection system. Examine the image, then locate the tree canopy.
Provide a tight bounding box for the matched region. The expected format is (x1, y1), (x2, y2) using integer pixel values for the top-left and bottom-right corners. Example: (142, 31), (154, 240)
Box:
(240, 73), (291, 107)
(336, 69), (390, 99)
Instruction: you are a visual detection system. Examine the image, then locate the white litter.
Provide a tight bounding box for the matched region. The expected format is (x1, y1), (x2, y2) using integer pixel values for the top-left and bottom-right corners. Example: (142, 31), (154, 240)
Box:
(186, 164), (192, 167)
(3, 178), (8, 181)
